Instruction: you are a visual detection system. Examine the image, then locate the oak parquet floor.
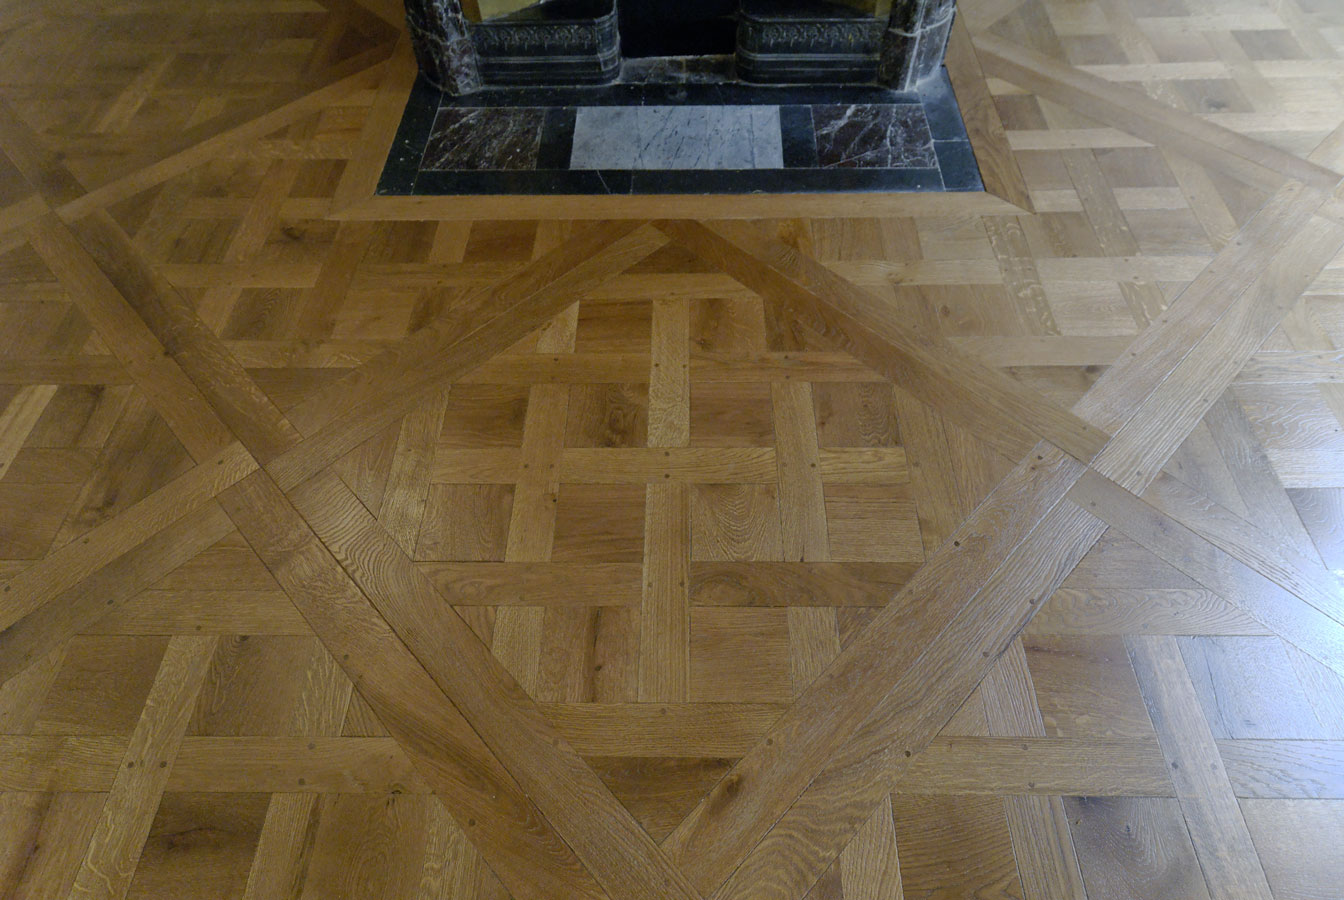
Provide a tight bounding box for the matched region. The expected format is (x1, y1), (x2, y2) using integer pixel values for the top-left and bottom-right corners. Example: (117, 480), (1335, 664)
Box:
(3, 0), (1344, 898)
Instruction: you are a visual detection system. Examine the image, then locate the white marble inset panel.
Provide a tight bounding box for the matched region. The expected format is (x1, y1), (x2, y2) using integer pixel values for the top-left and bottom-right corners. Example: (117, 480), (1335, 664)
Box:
(569, 105), (784, 170)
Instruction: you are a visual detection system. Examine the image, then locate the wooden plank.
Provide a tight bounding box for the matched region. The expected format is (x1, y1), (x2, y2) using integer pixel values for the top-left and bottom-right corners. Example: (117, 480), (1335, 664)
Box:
(980, 642), (1088, 900)
(945, 16), (1033, 211)
(1126, 635), (1276, 900)
(218, 470), (608, 900)
(639, 482), (691, 702)
(285, 469), (701, 900)
(68, 635), (217, 900)
(662, 446), (1091, 895)
(0, 384), (56, 479)
(541, 703), (784, 757)
(974, 35), (1341, 193)
(418, 562), (643, 606)
(772, 381), (829, 561)
(685, 561), (916, 612)
(655, 219), (1110, 463)
(266, 222), (664, 489)
(25, 214), (235, 460)
(64, 209), (304, 461)
(0, 502), (235, 683)
(0, 443), (255, 635)
(648, 298), (690, 447)
(1069, 472), (1344, 677)
(1219, 740), (1344, 799)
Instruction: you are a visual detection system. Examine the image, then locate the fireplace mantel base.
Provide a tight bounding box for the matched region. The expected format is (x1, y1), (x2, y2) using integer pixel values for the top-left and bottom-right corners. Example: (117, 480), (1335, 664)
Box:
(403, 0), (957, 94)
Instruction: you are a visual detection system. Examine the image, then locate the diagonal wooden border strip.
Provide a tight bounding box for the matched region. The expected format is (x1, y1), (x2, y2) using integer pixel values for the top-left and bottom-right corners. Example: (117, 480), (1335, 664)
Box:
(217, 471), (610, 900)
(658, 179), (1343, 900)
(67, 634), (218, 900)
(289, 468), (703, 900)
(1126, 635), (1277, 899)
(0, 502), (236, 683)
(653, 219), (1110, 463)
(267, 222), (665, 487)
(1072, 471), (1344, 677)
(62, 210), (305, 461)
(1141, 470), (1344, 624)
(973, 34), (1342, 194)
(55, 61), (389, 223)
(661, 443), (1091, 893)
(944, 16), (1033, 212)
(11, 208), (693, 899)
(0, 442), (254, 638)
(25, 214), (237, 460)
(0, 98), (86, 207)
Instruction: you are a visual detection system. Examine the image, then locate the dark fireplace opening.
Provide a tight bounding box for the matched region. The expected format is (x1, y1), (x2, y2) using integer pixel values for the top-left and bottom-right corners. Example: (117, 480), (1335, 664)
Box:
(616, 0), (739, 59)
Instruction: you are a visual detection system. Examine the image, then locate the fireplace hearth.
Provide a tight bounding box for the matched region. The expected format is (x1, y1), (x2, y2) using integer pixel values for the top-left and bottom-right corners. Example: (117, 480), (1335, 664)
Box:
(388, 0), (976, 198)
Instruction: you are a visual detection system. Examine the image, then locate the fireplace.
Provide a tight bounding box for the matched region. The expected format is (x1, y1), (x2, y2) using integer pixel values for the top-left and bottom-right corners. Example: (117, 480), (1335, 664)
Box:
(404, 0), (956, 94)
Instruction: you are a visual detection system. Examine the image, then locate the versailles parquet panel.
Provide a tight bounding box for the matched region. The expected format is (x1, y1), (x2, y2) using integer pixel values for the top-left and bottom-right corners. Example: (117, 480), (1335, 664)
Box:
(2, 1), (1344, 899)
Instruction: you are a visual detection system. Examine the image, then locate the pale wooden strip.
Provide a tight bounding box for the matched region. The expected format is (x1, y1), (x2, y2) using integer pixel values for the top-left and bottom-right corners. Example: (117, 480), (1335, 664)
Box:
(0, 384), (55, 479)
(267, 223), (664, 489)
(219, 470), (607, 900)
(656, 220), (1110, 463)
(0, 443), (254, 633)
(418, 562), (642, 606)
(0, 502), (236, 683)
(1126, 635), (1276, 900)
(815, 448), (911, 484)
(285, 469), (700, 900)
(984, 215), (1058, 334)
(430, 448), (522, 483)
(332, 190), (1021, 222)
(639, 482), (691, 702)
(1071, 473), (1344, 677)
(242, 794), (321, 900)
(788, 607), (840, 696)
(0, 357), (132, 385)
(84, 590), (310, 635)
(693, 352), (883, 383)
(26, 214), (235, 460)
(542, 703), (784, 756)
(1028, 589), (1270, 636)
(664, 446), (1090, 894)
(170, 737), (429, 793)
(378, 389), (449, 556)
(773, 382), (829, 561)
(981, 642), (1088, 900)
(949, 336), (1133, 367)
(464, 352), (651, 384)
(1234, 350), (1344, 384)
(945, 15), (1033, 211)
(68, 635), (217, 900)
(0, 735), (126, 791)
(649, 298), (690, 447)
(559, 448), (779, 483)
(1218, 740), (1344, 799)
(1266, 449), (1344, 488)
(975, 35), (1340, 193)
(896, 738), (1173, 796)
(838, 796), (902, 900)
(689, 562), (918, 607)
(332, 33), (417, 212)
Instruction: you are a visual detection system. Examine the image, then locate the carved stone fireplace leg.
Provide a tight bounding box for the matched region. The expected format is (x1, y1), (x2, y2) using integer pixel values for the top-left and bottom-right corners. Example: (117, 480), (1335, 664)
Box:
(878, 0), (956, 91)
(404, 0), (482, 95)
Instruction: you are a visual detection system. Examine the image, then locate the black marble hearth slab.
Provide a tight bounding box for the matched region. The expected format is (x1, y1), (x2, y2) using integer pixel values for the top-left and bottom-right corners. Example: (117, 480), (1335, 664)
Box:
(379, 66), (982, 195)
